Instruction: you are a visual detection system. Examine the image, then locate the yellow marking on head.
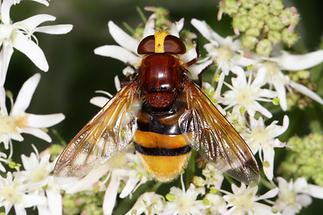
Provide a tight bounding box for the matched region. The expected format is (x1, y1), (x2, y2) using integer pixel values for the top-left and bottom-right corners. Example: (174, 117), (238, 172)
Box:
(154, 31), (168, 53)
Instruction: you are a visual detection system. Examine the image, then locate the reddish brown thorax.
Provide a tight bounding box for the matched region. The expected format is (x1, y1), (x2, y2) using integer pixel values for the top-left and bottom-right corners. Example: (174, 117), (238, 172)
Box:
(137, 32), (186, 109)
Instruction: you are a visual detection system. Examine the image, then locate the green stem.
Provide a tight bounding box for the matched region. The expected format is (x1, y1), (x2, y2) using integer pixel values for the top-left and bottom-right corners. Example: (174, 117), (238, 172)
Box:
(123, 22), (135, 35)
(136, 6), (147, 23)
(260, 177), (276, 189)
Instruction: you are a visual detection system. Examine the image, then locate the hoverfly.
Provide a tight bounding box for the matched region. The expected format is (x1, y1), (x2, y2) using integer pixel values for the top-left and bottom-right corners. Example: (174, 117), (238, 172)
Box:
(54, 31), (259, 184)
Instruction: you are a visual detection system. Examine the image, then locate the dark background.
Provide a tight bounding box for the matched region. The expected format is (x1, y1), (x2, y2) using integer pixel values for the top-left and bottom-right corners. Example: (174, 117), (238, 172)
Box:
(3, 0), (323, 214)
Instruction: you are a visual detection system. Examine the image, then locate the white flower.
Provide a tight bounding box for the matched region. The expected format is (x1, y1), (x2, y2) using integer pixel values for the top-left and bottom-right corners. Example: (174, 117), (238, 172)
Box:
(258, 50), (323, 110)
(201, 163), (224, 189)
(103, 152), (151, 215)
(222, 66), (276, 118)
(203, 193), (227, 215)
(94, 16), (201, 77)
(0, 0), (73, 85)
(245, 115), (289, 180)
(15, 151), (64, 215)
(162, 184), (206, 215)
(274, 177), (323, 215)
(0, 172), (46, 215)
(223, 183), (279, 215)
(191, 19), (256, 93)
(0, 73), (65, 149)
(126, 192), (165, 215)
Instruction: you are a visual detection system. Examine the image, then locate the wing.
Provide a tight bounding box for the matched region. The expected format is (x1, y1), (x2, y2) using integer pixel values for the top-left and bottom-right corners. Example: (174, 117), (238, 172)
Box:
(54, 82), (141, 177)
(179, 80), (259, 184)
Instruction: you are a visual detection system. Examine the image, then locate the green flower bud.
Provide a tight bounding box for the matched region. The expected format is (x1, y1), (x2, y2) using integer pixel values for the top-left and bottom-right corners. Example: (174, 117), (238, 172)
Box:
(240, 0), (256, 9)
(166, 193), (176, 201)
(281, 28), (299, 46)
(280, 7), (299, 27)
(249, 3), (268, 19)
(266, 16), (284, 31)
(279, 133), (323, 186)
(193, 176), (206, 187)
(232, 15), (250, 32)
(269, 0), (284, 15)
(272, 97), (280, 105)
(268, 31), (281, 44)
(222, 0), (240, 15)
(203, 198), (210, 205)
(241, 35), (258, 50)
(256, 39), (272, 56)
(245, 28), (260, 37)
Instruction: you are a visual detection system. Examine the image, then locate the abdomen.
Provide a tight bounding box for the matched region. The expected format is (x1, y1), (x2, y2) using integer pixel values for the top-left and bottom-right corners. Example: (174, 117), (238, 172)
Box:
(134, 101), (191, 182)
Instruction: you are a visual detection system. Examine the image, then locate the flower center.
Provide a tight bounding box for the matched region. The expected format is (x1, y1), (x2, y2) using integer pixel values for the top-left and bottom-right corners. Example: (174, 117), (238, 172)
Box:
(264, 62), (279, 81)
(1, 185), (22, 204)
(31, 166), (49, 182)
(236, 87), (253, 107)
(0, 115), (27, 134)
(0, 24), (14, 41)
(217, 46), (234, 63)
(231, 192), (254, 211)
(279, 190), (297, 206)
(176, 196), (193, 212)
(250, 127), (268, 145)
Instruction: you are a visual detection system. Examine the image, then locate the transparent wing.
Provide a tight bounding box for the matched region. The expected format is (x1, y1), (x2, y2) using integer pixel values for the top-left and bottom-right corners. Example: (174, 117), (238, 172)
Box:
(179, 80), (259, 184)
(54, 82), (141, 177)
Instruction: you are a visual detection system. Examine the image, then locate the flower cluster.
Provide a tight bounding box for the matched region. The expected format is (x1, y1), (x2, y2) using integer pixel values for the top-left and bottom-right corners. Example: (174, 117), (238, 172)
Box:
(218, 0), (300, 56)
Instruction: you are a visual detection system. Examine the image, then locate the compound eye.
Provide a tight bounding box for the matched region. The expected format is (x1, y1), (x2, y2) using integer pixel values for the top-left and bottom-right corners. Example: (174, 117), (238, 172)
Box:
(164, 35), (186, 54)
(137, 35), (155, 54)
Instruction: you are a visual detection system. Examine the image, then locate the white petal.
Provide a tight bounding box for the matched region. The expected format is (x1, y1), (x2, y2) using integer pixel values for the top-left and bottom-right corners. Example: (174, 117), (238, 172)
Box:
(236, 55), (258, 67)
(15, 14), (56, 31)
(31, 0), (49, 6)
(180, 48), (198, 64)
(35, 24), (73, 34)
(122, 66), (136, 76)
(263, 147), (275, 180)
(254, 102), (272, 118)
(14, 205), (26, 215)
(23, 194), (47, 207)
(258, 188), (279, 200)
(273, 50), (323, 71)
(11, 73), (40, 115)
(119, 177), (139, 198)
(21, 127), (51, 142)
(169, 18), (184, 37)
(289, 80), (323, 104)
(273, 81), (287, 111)
(103, 174), (120, 215)
(296, 194), (312, 207)
(64, 163), (110, 193)
(305, 185), (323, 199)
(191, 19), (224, 44)
(26, 113), (65, 128)
(13, 32), (49, 72)
(0, 86), (8, 115)
(252, 67), (266, 88)
(1, 0), (14, 24)
(114, 75), (121, 91)
(47, 189), (62, 215)
(90, 96), (109, 108)
(143, 14), (156, 38)
(108, 21), (139, 53)
(188, 59), (212, 80)
(94, 45), (140, 66)
(0, 43), (14, 86)
(273, 115), (289, 137)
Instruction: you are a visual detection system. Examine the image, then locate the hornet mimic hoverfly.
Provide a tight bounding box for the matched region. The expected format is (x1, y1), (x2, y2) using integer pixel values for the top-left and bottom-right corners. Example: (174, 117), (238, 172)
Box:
(54, 31), (259, 184)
